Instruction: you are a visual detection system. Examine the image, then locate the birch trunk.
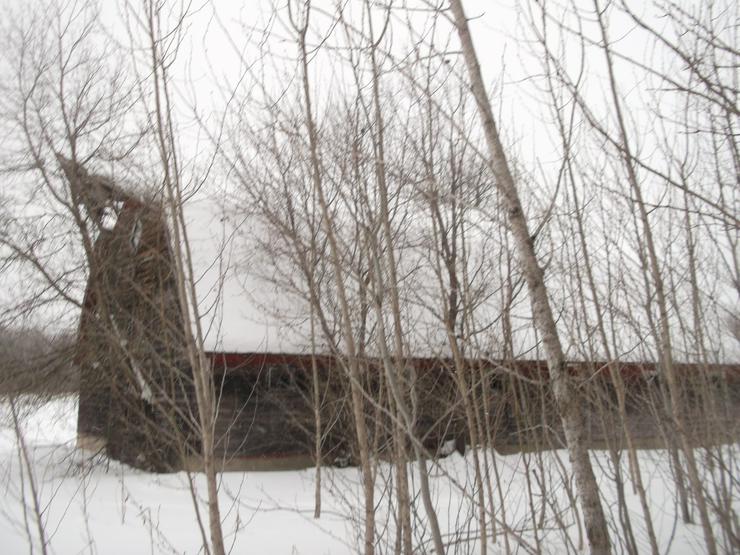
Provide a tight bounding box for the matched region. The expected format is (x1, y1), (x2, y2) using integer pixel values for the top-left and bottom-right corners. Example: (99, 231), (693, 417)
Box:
(448, 2), (611, 552)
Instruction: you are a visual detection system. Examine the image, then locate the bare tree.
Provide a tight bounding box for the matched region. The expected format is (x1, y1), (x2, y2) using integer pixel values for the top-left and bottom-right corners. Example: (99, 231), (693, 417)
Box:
(447, 1), (612, 552)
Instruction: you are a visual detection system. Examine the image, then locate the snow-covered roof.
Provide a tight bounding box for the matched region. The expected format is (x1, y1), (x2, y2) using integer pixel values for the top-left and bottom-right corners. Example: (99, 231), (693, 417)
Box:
(186, 198), (308, 353)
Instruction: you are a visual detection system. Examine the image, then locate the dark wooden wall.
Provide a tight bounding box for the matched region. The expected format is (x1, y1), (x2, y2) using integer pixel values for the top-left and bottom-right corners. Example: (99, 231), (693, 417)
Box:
(76, 198), (196, 471)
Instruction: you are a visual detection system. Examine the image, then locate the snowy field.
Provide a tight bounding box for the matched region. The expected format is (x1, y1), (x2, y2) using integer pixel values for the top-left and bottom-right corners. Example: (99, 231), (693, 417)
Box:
(0, 397), (735, 554)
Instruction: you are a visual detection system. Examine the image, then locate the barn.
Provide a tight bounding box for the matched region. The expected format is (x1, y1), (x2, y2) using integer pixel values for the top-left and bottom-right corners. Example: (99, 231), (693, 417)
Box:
(64, 158), (740, 472)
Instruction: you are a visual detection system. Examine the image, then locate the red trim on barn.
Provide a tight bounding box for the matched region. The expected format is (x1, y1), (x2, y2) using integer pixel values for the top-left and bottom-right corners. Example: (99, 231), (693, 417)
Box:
(205, 351), (740, 381)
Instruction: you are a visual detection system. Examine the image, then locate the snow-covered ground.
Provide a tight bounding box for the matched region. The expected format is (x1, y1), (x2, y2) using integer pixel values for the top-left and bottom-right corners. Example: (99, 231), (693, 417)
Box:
(0, 397), (735, 554)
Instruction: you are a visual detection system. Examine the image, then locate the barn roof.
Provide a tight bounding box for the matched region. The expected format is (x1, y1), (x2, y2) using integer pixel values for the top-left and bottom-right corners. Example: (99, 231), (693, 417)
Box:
(186, 198), (307, 353)
(63, 157), (739, 365)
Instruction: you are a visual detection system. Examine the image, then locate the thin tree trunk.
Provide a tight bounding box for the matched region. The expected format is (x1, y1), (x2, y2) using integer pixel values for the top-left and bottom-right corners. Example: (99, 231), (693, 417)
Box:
(10, 398), (49, 555)
(144, 4), (226, 553)
(310, 303), (322, 519)
(448, 2), (611, 552)
(362, 7), (446, 550)
(365, 235), (446, 554)
(293, 7), (376, 551)
(590, 2), (717, 552)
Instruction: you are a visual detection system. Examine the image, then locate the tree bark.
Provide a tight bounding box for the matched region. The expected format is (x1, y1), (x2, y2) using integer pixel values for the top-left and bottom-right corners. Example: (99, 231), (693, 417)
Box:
(448, 1), (611, 553)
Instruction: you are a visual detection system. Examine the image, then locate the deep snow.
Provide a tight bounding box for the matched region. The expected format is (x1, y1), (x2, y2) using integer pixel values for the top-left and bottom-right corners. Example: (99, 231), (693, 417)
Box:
(0, 397), (735, 554)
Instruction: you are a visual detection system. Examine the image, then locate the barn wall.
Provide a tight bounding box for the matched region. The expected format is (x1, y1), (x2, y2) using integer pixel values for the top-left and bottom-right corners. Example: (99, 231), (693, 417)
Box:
(199, 355), (740, 472)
